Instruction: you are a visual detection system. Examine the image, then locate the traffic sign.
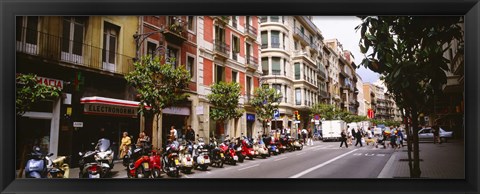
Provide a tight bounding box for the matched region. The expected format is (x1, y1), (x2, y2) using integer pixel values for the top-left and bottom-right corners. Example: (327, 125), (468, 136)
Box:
(274, 110), (280, 119)
(314, 114), (320, 120)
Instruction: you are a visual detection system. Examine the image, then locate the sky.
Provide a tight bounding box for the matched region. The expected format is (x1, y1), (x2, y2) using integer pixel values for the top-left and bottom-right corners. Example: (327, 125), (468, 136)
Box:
(312, 16), (380, 84)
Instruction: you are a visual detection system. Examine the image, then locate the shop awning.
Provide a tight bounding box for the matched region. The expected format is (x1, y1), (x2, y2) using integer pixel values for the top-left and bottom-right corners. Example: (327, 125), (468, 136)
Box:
(80, 96), (151, 109)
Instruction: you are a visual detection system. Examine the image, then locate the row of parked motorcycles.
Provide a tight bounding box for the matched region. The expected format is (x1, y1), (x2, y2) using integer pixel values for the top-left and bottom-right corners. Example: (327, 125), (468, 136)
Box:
(24, 132), (305, 179)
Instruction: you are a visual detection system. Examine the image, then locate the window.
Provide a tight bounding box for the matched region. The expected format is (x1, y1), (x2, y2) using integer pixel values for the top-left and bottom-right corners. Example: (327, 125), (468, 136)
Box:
(262, 57), (269, 75)
(61, 17), (86, 63)
(16, 16), (39, 54)
(246, 76), (252, 101)
(294, 41), (298, 50)
(187, 56), (195, 81)
(272, 57), (281, 75)
(232, 36), (240, 61)
(261, 31), (268, 49)
(270, 16), (279, 22)
(187, 16), (195, 32)
(295, 63), (300, 80)
(215, 25), (225, 42)
(166, 46), (179, 68)
(215, 65), (225, 83)
(284, 85), (288, 103)
(271, 31), (280, 48)
(102, 22), (119, 72)
(232, 16), (238, 28)
(284, 59), (287, 76)
(295, 88), (301, 105)
(232, 70), (238, 83)
(146, 41), (157, 57)
(246, 42), (252, 59)
(283, 34), (286, 49)
(273, 84), (282, 102)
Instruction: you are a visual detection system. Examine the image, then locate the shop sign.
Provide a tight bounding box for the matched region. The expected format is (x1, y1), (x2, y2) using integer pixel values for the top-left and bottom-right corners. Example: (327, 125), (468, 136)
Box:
(84, 103), (138, 117)
(196, 106), (204, 115)
(247, 114), (255, 121)
(73, 122), (83, 128)
(37, 76), (63, 89)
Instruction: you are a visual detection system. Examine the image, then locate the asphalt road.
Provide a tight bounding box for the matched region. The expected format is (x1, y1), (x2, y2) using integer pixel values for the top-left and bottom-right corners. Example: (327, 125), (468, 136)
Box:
(69, 141), (396, 179)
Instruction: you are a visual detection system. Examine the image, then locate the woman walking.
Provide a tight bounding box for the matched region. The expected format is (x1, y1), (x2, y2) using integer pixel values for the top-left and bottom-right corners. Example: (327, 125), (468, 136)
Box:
(119, 131), (131, 159)
(340, 130), (348, 148)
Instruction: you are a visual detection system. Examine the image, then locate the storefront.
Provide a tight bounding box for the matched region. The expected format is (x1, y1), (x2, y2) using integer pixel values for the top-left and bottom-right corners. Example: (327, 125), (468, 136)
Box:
(161, 106), (191, 145)
(77, 96), (144, 159)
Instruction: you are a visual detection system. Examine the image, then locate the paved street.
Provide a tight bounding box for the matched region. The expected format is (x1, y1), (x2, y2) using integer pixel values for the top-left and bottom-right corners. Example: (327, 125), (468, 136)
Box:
(21, 139), (463, 179)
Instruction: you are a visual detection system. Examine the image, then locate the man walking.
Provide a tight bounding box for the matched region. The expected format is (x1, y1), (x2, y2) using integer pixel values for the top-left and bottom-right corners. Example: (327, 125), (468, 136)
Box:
(355, 127), (363, 147)
(185, 125), (195, 142)
(340, 130), (348, 148)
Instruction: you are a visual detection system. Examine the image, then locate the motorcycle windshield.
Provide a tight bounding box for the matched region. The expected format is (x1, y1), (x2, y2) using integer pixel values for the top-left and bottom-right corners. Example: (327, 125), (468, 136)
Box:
(97, 138), (111, 152)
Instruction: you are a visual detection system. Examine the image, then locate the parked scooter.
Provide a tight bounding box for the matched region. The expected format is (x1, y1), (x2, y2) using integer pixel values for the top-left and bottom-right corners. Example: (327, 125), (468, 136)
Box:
(124, 144), (155, 178)
(241, 136), (256, 160)
(78, 145), (101, 178)
(263, 135), (279, 156)
(192, 134), (210, 171)
(93, 138), (115, 177)
(253, 137), (269, 158)
(162, 140), (181, 177)
(232, 137), (245, 163)
(178, 138), (194, 174)
(219, 135), (238, 165)
(208, 137), (225, 168)
(24, 146), (70, 178)
(292, 137), (304, 150)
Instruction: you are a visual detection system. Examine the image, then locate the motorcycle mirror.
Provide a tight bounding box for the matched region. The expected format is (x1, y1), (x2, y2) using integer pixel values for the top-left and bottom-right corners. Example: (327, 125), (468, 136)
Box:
(47, 153), (54, 157)
(78, 152), (83, 156)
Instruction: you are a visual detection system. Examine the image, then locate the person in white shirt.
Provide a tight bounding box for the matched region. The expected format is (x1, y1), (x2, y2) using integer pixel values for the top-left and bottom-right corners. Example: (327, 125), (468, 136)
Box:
(170, 125), (178, 141)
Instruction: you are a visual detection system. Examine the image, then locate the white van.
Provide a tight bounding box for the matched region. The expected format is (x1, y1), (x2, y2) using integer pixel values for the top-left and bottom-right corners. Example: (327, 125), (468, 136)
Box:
(322, 120), (347, 141)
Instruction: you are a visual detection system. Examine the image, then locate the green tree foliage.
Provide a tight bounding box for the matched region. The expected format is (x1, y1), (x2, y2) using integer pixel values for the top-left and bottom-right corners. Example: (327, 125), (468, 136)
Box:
(207, 81), (245, 122)
(251, 85), (282, 132)
(125, 55), (191, 147)
(356, 16), (463, 178)
(125, 56), (191, 116)
(310, 103), (369, 123)
(16, 74), (62, 116)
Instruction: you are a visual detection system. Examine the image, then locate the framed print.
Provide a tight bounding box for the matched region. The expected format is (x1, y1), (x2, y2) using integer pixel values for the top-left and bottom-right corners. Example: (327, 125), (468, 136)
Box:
(1, 0), (479, 193)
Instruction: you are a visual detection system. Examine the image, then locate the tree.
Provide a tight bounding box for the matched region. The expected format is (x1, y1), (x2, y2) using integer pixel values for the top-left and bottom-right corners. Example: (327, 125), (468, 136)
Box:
(16, 74), (62, 116)
(125, 55), (191, 148)
(207, 81), (245, 139)
(357, 16), (463, 178)
(251, 85), (282, 134)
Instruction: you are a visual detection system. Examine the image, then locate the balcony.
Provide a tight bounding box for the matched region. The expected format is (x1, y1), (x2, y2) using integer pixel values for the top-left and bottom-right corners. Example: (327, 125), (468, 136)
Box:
(232, 19), (238, 29)
(318, 65), (327, 80)
(16, 28), (134, 75)
(213, 39), (230, 59)
(260, 16), (267, 23)
(293, 27), (310, 45)
(245, 55), (259, 71)
(309, 42), (318, 51)
(272, 70), (282, 75)
(164, 23), (188, 45)
(271, 42), (281, 49)
(293, 50), (315, 66)
(246, 25), (257, 40)
(319, 90), (328, 98)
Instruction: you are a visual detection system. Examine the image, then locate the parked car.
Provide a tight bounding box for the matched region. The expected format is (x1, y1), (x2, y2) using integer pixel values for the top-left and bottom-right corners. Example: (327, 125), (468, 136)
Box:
(418, 127), (453, 143)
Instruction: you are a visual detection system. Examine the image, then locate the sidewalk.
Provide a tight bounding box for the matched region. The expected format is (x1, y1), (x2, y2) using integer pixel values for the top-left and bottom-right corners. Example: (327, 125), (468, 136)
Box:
(379, 140), (465, 178)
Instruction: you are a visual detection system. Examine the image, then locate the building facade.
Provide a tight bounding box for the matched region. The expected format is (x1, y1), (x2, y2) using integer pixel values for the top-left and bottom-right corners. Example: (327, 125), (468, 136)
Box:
(17, 16), (139, 167)
(197, 16), (263, 141)
(259, 16), (327, 133)
(356, 73), (366, 116)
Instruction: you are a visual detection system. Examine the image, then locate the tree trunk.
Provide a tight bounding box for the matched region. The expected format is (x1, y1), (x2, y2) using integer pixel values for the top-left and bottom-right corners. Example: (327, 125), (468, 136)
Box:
(411, 111), (422, 178)
(152, 113), (163, 150)
(403, 110), (414, 177)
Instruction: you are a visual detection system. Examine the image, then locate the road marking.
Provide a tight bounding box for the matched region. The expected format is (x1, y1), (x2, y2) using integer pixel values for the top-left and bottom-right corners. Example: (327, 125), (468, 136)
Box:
(377, 152), (397, 178)
(274, 157), (288, 161)
(377, 154), (386, 157)
(238, 164), (259, 171)
(296, 152), (306, 156)
(353, 153), (363, 156)
(289, 149), (358, 178)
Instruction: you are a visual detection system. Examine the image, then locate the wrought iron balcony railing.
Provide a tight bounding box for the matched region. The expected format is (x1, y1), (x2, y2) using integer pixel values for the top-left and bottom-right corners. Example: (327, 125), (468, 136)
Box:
(213, 39), (230, 57)
(16, 27), (134, 75)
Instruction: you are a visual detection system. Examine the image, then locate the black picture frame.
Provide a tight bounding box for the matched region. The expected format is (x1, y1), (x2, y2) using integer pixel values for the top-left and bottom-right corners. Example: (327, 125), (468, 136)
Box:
(1, 0), (479, 193)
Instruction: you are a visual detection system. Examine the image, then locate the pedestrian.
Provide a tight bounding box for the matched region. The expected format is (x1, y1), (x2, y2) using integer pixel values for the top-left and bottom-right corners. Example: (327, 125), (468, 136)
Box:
(301, 128), (308, 145)
(170, 125), (177, 141)
(119, 131), (131, 159)
(355, 127), (363, 147)
(286, 126), (291, 136)
(340, 130), (348, 148)
(433, 124), (440, 144)
(397, 127), (404, 148)
(390, 131), (397, 149)
(350, 126), (356, 142)
(307, 128), (313, 146)
(185, 125), (195, 142)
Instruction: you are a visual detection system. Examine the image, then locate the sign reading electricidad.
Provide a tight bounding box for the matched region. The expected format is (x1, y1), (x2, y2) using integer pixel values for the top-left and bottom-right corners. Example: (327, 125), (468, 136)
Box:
(84, 103), (138, 117)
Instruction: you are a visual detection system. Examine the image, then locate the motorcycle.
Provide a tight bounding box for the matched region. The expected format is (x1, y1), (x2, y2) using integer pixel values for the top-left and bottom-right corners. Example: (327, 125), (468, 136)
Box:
(241, 137), (256, 160)
(192, 134), (210, 171)
(93, 138), (115, 177)
(219, 135), (238, 165)
(232, 137), (245, 163)
(293, 138), (304, 150)
(24, 146), (70, 178)
(208, 137), (225, 168)
(162, 141), (181, 177)
(124, 145), (155, 178)
(263, 136), (279, 156)
(280, 135), (295, 152)
(178, 138), (194, 174)
(253, 138), (269, 158)
(78, 149), (101, 178)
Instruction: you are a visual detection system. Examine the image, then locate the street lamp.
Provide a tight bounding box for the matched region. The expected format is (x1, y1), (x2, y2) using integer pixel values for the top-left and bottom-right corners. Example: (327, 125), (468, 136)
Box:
(133, 28), (166, 62)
